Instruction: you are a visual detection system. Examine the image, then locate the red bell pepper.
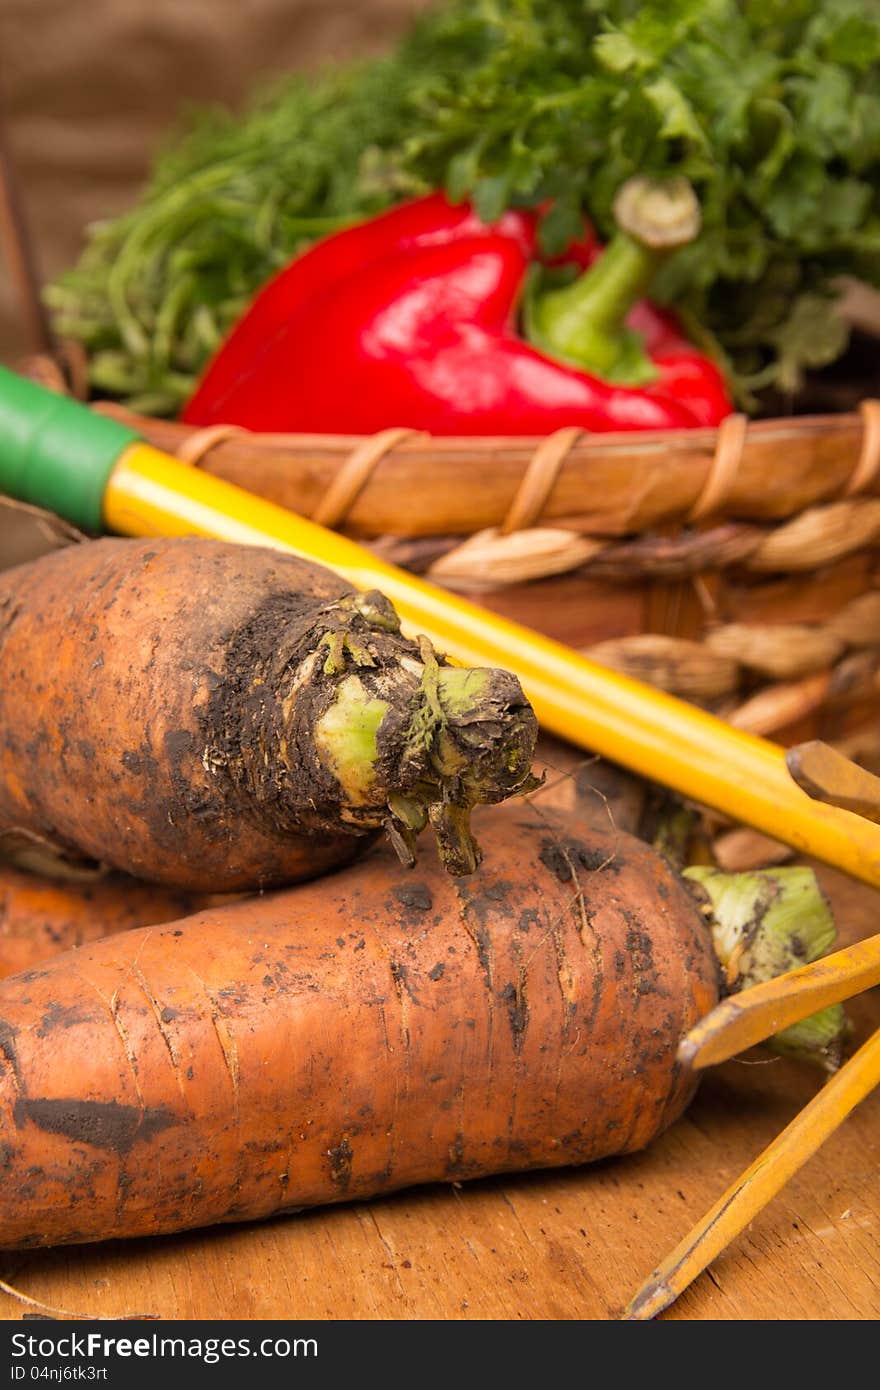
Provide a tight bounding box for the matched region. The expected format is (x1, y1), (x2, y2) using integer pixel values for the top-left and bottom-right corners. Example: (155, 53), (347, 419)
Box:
(183, 178), (732, 435)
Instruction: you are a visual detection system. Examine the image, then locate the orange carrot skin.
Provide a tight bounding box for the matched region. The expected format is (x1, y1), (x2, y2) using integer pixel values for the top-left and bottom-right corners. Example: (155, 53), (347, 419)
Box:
(0, 864), (212, 979)
(0, 537), (537, 889)
(0, 804), (719, 1249)
(0, 538), (356, 890)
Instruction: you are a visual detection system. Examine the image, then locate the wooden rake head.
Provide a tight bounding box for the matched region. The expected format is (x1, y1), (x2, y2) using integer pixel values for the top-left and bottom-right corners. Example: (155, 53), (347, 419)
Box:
(625, 741), (880, 1319)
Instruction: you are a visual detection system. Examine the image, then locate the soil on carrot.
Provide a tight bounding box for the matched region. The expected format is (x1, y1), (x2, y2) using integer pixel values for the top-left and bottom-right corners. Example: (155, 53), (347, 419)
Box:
(0, 538), (538, 889)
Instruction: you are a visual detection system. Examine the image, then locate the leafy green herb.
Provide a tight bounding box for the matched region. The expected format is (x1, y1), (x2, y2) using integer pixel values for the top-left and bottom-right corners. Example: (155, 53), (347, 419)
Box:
(49, 0), (880, 414)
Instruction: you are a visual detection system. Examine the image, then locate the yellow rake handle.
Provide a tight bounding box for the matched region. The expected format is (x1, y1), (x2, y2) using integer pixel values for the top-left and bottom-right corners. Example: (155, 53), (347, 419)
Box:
(102, 443), (880, 889)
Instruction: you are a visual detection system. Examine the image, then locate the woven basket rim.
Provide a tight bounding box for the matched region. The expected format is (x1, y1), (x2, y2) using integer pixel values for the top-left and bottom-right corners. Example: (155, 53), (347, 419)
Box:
(11, 356), (880, 757)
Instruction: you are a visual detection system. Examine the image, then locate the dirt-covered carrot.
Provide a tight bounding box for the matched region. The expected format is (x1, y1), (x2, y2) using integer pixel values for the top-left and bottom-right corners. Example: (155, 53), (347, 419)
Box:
(0, 862), (217, 979)
(0, 537), (537, 890)
(0, 801), (722, 1250)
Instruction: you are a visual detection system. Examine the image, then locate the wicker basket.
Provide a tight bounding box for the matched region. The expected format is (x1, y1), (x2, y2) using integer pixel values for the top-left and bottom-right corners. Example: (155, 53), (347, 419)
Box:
(21, 344), (880, 769)
(4, 87), (880, 766)
(5, 102), (880, 766)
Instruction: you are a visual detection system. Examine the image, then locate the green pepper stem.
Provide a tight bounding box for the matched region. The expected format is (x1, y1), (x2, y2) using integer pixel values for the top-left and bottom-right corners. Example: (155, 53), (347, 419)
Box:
(530, 235), (658, 375)
(525, 175), (702, 382)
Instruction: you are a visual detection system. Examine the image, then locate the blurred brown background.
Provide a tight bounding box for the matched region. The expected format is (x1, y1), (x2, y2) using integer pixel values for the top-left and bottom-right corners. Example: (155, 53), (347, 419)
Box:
(0, 0), (432, 361)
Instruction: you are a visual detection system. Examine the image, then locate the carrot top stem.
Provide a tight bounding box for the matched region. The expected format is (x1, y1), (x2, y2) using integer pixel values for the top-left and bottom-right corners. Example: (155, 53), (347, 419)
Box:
(315, 612), (538, 875)
(216, 587), (538, 876)
(685, 865), (848, 1070)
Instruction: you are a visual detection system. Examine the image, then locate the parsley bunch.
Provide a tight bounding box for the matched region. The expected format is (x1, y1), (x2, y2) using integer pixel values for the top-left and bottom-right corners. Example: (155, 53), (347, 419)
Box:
(49, 0), (880, 414)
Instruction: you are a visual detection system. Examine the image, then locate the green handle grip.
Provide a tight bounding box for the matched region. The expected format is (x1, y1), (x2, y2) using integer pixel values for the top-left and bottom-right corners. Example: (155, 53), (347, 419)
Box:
(0, 367), (140, 531)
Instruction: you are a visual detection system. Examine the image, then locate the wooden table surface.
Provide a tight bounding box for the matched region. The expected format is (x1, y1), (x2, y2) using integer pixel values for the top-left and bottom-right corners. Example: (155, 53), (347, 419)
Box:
(1, 752), (878, 1323)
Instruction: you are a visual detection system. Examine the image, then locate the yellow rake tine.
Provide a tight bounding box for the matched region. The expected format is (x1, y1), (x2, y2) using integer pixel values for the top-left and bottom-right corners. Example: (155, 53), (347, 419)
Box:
(786, 741), (880, 823)
(678, 933), (880, 1072)
(623, 1024), (880, 1320)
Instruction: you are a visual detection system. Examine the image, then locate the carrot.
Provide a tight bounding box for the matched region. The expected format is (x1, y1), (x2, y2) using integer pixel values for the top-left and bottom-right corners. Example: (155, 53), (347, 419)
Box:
(0, 536), (537, 889)
(0, 800), (720, 1250)
(0, 862), (217, 979)
(0, 744), (616, 985)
